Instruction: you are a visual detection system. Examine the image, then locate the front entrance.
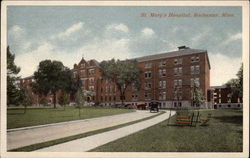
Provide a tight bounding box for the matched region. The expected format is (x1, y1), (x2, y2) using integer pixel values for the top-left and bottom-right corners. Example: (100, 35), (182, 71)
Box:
(214, 105), (217, 109)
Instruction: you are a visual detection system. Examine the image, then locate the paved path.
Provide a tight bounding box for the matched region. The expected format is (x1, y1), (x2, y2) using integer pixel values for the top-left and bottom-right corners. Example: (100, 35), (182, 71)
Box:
(8, 110), (159, 150)
(35, 110), (174, 152)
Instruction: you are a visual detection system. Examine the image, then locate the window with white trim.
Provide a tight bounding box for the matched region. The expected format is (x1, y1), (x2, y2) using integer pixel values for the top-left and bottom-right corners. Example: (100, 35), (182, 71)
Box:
(145, 71), (152, 78)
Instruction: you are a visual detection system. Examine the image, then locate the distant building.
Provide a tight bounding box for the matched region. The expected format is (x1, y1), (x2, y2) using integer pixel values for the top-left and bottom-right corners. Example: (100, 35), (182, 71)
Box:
(210, 85), (243, 109)
(18, 75), (54, 106)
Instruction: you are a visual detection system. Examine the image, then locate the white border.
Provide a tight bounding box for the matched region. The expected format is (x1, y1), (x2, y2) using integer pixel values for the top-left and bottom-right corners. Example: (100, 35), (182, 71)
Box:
(1, 1), (249, 158)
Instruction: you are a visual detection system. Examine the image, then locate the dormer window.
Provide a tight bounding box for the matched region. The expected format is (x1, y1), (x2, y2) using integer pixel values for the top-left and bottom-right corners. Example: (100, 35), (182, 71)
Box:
(80, 63), (85, 68)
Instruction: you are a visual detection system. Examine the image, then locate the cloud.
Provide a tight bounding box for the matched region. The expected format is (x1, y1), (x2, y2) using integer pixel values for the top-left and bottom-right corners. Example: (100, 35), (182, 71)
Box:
(9, 25), (25, 38)
(8, 25), (32, 54)
(15, 23), (132, 77)
(141, 28), (155, 37)
(222, 32), (242, 45)
(50, 22), (84, 40)
(209, 53), (242, 86)
(106, 23), (129, 33)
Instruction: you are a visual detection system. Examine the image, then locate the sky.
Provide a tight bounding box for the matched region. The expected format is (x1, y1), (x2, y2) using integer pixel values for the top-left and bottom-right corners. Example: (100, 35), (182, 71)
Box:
(7, 6), (242, 86)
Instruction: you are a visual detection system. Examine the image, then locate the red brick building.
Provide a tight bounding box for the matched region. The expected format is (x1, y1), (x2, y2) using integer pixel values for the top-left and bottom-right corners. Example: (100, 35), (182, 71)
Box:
(17, 75), (55, 106)
(210, 85), (243, 109)
(18, 46), (213, 108)
(72, 46), (212, 109)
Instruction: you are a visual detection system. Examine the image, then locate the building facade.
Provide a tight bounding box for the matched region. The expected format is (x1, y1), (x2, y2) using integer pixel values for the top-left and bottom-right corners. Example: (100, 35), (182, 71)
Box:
(72, 46), (212, 109)
(210, 85), (243, 109)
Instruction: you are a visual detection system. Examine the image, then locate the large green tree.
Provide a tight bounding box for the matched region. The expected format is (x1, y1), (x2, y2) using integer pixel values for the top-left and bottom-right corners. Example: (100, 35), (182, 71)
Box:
(225, 63), (243, 100)
(33, 60), (73, 108)
(100, 59), (141, 105)
(7, 46), (21, 105)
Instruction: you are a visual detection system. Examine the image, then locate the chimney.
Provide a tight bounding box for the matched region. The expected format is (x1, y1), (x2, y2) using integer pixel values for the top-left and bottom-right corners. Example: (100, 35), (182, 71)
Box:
(178, 46), (189, 50)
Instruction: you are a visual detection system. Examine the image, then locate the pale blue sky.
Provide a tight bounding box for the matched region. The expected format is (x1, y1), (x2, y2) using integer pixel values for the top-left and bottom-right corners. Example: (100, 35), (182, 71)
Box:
(7, 6), (242, 86)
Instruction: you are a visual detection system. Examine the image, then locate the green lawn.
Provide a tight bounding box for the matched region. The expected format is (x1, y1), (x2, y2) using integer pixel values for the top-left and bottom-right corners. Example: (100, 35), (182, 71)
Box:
(7, 106), (134, 129)
(91, 109), (243, 152)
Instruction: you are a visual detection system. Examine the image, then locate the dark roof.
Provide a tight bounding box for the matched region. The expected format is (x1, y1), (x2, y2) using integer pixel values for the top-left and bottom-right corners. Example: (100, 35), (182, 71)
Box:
(132, 48), (206, 62)
(90, 59), (100, 67)
(210, 85), (227, 89)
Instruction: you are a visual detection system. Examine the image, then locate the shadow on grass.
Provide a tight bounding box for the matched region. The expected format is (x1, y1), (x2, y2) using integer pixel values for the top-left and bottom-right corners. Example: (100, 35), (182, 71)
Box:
(213, 115), (242, 125)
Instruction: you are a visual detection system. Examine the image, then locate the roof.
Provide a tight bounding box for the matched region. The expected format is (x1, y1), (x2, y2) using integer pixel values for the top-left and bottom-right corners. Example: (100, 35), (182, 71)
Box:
(21, 75), (34, 80)
(210, 85), (227, 89)
(132, 48), (207, 62)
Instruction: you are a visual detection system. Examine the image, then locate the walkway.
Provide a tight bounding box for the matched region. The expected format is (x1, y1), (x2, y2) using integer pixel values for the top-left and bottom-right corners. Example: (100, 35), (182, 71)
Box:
(8, 110), (159, 150)
(36, 110), (174, 152)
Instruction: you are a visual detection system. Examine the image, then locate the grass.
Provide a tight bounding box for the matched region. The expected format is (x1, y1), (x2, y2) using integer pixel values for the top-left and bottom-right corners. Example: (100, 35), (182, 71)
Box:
(91, 109), (243, 152)
(7, 106), (134, 129)
(10, 111), (165, 151)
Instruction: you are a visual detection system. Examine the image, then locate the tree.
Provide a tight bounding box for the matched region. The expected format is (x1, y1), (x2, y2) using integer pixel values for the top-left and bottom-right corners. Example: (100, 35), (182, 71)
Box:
(21, 88), (33, 113)
(75, 88), (84, 117)
(59, 91), (70, 110)
(225, 63), (243, 99)
(69, 75), (82, 102)
(7, 46), (21, 105)
(33, 60), (72, 108)
(192, 82), (205, 107)
(100, 59), (141, 105)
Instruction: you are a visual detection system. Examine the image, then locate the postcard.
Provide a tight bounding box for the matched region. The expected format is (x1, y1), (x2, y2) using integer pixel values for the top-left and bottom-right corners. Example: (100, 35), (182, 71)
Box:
(1, 1), (249, 158)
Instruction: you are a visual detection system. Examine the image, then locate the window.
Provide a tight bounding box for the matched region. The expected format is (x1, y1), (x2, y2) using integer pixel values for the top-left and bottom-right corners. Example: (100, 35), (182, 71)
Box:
(174, 91), (182, 100)
(174, 79), (182, 88)
(145, 71), (152, 78)
(191, 56), (195, 62)
(174, 58), (182, 65)
(162, 69), (166, 77)
(89, 78), (94, 84)
(174, 67), (182, 76)
(191, 56), (199, 62)
(145, 63), (152, 69)
(80, 70), (85, 76)
(145, 82), (152, 90)
(144, 93), (152, 100)
(191, 78), (200, 87)
(191, 65), (200, 74)
(195, 65), (200, 74)
(174, 68), (178, 75)
(132, 94), (138, 100)
(159, 60), (166, 67)
(191, 66), (195, 74)
(178, 67), (182, 75)
(88, 69), (95, 75)
(159, 69), (166, 77)
(89, 86), (94, 91)
(196, 56), (200, 61)
(159, 92), (166, 100)
(159, 80), (166, 89)
(80, 63), (85, 68)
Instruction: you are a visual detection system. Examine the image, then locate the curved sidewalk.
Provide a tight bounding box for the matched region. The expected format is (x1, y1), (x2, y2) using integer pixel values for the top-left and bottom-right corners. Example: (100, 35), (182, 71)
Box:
(8, 110), (158, 150)
(36, 110), (174, 152)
